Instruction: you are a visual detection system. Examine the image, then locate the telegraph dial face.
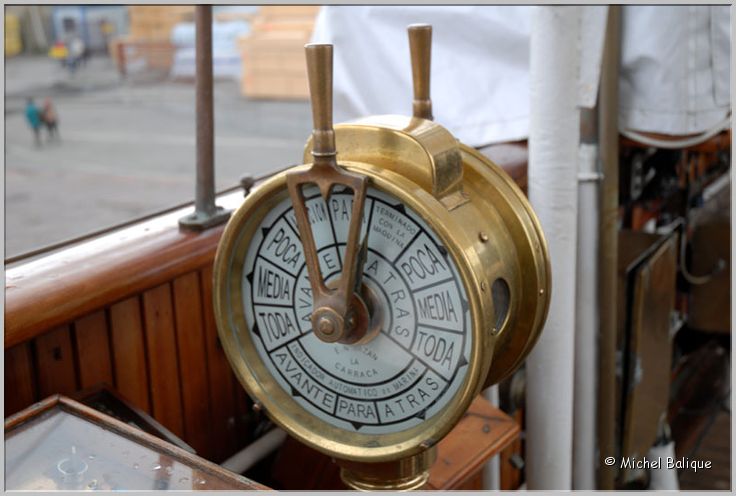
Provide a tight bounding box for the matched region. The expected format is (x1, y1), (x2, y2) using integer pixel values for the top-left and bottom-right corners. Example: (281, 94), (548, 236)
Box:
(235, 184), (472, 436)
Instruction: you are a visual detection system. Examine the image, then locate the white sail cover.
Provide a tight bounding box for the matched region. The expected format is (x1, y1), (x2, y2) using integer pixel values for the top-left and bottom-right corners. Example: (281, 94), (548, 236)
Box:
(311, 6), (731, 147)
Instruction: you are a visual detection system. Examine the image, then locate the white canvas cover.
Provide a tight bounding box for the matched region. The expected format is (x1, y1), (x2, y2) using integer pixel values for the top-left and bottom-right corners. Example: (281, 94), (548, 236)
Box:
(311, 6), (731, 147)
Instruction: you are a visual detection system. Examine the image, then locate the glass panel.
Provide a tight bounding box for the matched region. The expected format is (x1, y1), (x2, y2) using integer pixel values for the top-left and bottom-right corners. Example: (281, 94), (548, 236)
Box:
(6, 408), (244, 490)
(5, 5), (314, 258)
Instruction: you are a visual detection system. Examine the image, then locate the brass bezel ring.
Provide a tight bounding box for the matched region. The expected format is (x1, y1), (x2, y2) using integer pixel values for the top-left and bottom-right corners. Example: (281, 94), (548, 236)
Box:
(213, 161), (489, 463)
(459, 145), (552, 385)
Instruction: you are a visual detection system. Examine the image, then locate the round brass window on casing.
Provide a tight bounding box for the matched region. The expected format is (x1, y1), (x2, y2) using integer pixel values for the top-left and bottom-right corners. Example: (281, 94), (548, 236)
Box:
(492, 277), (511, 334)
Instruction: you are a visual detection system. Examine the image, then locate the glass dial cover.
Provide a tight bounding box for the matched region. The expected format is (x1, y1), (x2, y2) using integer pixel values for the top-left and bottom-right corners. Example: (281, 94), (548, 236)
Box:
(237, 185), (472, 434)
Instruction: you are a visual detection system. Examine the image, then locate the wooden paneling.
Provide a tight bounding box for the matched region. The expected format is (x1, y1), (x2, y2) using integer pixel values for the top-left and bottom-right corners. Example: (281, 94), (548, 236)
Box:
(110, 296), (151, 413)
(172, 272), (212, 458)
(689, 221), (730, 333)
(234, 381), (254, 444)
(201, 265), (241, 462)
(426, 397), (520, 490)
(5, 343), (35, 417)
(143, 283), (185, 438)
(619, 232), (677, 463)
(74, 310), (113, 389)
(453, 472), (484, 490)
(3, 269), (252, 463)
(34, 326), (77, 398)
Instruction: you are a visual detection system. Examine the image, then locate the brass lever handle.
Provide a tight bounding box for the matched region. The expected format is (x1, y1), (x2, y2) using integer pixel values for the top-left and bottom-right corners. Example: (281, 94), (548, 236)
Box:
(286, 44), (370, 345)
(305, 43), (337, 165)
(408, 24), (433, 120)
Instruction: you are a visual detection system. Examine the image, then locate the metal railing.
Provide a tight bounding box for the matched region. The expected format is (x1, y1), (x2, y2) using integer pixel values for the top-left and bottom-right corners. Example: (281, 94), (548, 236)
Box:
(178, 5), (232, 231)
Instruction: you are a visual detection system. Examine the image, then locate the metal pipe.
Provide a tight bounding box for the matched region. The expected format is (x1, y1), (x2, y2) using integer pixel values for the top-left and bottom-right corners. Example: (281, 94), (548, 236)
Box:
(179, 5), (230, 230)
(220, 428), (288, 474)
(526, 6), (581, 490)
(573, 106), (600, 490)
(195, 4), (215, 215)
(481, 386), (501, 490)
(647, 420), (679, 490)
(596, 5), (621, 490)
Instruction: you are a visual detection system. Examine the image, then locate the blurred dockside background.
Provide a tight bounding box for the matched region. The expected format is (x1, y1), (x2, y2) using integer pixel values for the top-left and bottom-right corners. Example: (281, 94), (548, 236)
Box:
(6, 5), (318, 98)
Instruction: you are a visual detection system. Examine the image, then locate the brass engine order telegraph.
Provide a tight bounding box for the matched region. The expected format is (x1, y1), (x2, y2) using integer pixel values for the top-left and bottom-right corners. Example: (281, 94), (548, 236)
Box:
(214, 25), (550, 490)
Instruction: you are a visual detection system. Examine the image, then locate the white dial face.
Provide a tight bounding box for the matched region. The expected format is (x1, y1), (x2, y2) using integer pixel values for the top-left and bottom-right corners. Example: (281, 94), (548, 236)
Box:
(239, 186), (472, 435)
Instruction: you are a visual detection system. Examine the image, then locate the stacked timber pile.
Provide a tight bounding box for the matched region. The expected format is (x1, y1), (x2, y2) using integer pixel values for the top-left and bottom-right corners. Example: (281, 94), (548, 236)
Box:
(127, 5), (194, 39)
(238, 6), (321, 99)
(110, 6), (194, 73)
(214, 9), (257, 24)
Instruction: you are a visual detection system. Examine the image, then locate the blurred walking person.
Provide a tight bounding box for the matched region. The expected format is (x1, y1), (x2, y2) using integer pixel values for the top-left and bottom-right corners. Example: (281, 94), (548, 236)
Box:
(42, 98), (60, 141)
(24, 98), (42, 147)
(66, 35), (86, 75)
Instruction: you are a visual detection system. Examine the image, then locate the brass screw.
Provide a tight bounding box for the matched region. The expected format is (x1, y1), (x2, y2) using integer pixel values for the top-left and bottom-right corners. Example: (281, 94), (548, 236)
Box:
(252, 402), (263, 413)
(318, 316), (335, 336)
(420, 439), (434, 449)
(539, 288), (545, 296)
(479, 232), (489, 243)
(481, 281), (487, 291)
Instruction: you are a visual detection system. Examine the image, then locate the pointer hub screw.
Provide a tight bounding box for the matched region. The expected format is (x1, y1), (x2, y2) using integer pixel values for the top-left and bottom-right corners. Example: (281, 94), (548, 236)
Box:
(312, 307), (344, 343)
(318, 316), (335, 336)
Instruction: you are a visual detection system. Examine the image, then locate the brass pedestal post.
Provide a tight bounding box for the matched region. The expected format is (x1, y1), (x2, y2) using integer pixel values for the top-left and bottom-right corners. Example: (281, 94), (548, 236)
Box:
(337, 448), (437, 491)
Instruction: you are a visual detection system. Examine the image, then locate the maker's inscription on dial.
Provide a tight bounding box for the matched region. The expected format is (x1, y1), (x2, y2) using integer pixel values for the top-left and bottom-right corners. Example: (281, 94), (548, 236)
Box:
(241, 187), (471, 434)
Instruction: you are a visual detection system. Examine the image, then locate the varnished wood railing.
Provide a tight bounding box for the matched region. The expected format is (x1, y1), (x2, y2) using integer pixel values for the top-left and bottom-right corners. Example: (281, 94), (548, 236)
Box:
(5, 206), (229, 347)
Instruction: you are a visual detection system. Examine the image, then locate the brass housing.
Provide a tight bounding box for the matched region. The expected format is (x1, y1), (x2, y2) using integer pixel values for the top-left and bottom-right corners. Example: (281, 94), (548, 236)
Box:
(214, 161), (491, 464)
(305, 115), (551, 386)
(338, 447), (437, 490)
(213, 114), (550, 471)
